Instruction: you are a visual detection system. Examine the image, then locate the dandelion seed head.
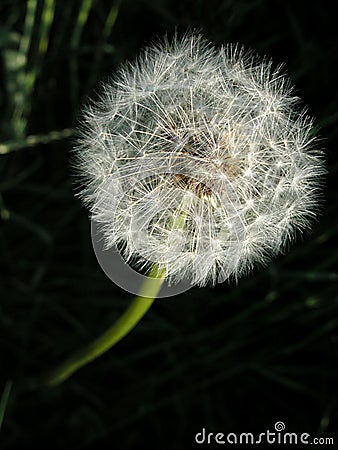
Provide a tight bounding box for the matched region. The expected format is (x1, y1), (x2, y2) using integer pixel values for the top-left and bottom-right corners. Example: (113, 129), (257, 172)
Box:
(75, 32), (326, 287)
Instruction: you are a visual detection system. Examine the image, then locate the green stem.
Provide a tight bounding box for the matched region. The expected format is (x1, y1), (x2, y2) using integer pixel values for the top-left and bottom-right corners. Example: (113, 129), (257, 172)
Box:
(42, 266), (165, 386)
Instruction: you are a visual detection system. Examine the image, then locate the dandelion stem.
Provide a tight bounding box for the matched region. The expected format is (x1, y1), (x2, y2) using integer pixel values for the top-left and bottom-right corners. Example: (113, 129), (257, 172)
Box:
(42, 265), (165, 386)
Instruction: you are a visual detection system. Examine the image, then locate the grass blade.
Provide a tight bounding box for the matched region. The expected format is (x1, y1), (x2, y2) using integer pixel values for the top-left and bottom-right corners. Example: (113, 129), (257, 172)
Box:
(0, 381), (13, 432)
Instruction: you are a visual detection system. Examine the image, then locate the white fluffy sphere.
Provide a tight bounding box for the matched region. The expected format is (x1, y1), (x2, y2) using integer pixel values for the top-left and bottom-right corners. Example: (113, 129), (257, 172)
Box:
(75, 32), (325, 287)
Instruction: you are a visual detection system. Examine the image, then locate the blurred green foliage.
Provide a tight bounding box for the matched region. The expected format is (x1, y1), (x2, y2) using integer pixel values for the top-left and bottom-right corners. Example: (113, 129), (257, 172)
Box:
(0, 0), (337, 448)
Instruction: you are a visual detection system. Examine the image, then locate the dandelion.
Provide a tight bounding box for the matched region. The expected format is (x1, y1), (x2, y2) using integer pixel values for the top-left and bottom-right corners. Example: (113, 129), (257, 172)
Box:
(76, 32), (325, 287)
(42, 32), (325, 385)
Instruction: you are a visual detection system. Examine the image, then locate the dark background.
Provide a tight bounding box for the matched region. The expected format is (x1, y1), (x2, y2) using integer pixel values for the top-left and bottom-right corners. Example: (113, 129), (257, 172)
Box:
(1, 0), (338, 448)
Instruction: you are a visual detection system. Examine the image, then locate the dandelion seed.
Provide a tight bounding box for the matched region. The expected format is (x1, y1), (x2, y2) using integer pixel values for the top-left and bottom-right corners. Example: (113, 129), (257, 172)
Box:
(75, 32), (325, 287)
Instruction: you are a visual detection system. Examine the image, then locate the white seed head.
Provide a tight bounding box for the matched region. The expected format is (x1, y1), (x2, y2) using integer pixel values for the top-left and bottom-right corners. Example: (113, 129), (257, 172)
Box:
(75, 32), (326, 287)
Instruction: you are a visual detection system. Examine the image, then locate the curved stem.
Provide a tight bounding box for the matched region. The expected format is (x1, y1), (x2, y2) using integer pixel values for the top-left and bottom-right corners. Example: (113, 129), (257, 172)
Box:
(42, 266), (165, 386)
